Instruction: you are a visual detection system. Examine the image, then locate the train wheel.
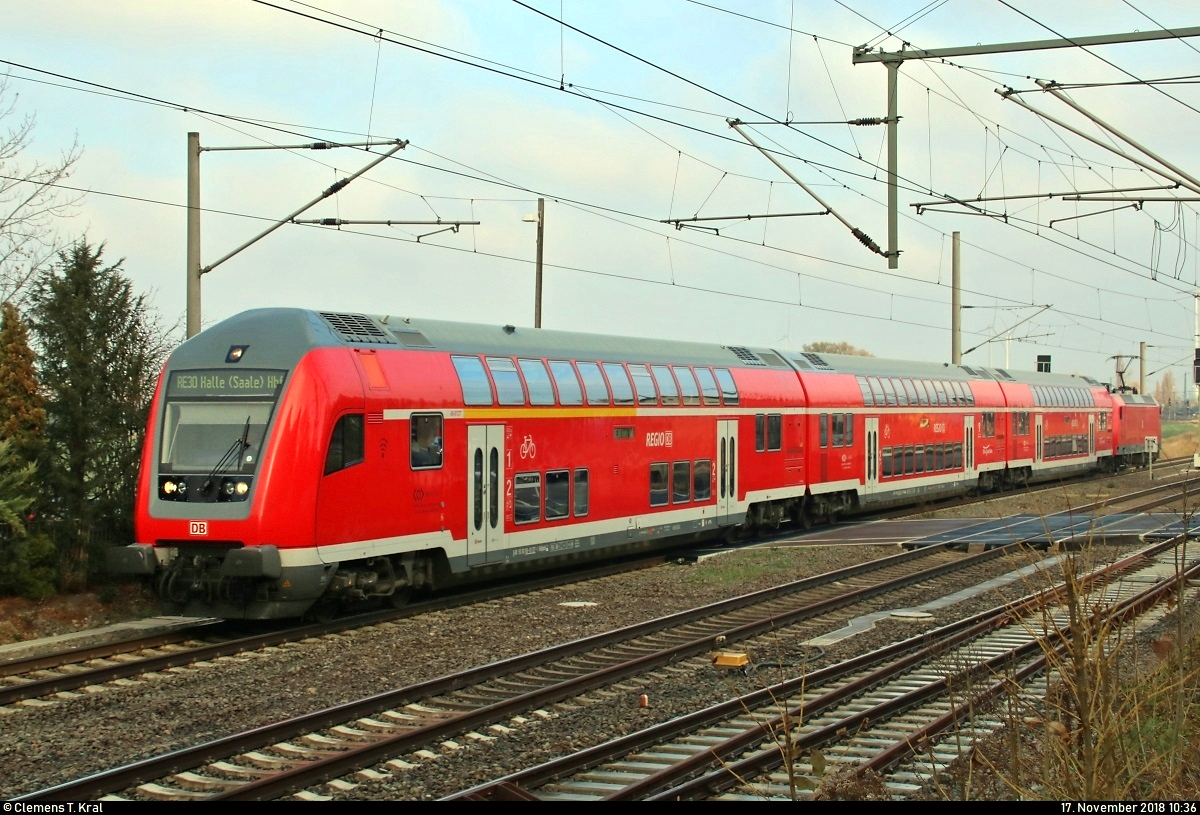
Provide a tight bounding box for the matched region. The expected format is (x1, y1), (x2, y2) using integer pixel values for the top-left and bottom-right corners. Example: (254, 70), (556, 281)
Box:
(386, 588), (412, 609)
(800, 508), (813, 529)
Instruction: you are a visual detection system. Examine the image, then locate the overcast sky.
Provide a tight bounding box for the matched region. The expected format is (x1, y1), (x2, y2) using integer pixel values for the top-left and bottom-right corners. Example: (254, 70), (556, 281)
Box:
(4, 1), (1199, 393)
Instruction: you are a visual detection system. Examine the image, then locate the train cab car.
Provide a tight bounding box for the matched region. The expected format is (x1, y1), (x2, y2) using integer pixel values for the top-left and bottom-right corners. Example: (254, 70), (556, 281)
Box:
(109, 308), (802, 619)
(1108, 391), (1162, 469)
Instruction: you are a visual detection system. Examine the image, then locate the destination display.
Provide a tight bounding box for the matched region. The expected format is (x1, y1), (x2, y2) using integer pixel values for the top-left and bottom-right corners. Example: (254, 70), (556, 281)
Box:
(168, 369), (286, 398)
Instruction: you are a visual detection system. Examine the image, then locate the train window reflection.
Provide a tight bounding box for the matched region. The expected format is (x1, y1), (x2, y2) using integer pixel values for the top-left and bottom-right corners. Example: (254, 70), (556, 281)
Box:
(603, 363), (635, 406)
(674, 367), (701, 406)
(652, 366), (680, 406)
(545, 470), (570, 520)
(577, 362), (610, 406)
(548, 360), (583, 406)
(519, 359), (556, 405)
(514, 473), (541, 524)
(695, 368), (721, 405)
(574, 469), (589, 516)
(650, 462), (669, 506)
(452, 356), (493, 406)
(693, 460), (712, 501)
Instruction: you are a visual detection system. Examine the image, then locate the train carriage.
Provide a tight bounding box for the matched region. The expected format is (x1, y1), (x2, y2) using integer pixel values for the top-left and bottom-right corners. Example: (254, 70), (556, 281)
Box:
(109, 307), (1162, 620)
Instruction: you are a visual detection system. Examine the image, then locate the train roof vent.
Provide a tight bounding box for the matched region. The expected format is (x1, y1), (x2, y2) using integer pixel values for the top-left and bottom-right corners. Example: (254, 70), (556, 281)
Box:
(993, 368), (1017, 382)
(1080, 376), (1102, 386)
(757, 351), (787, 368)
(392, 328), (434, 347)
(958, 365), (987, 378)
(727, 346), (766, 366)
(319, 312), (396, 344)
(799, 353), (835, 372)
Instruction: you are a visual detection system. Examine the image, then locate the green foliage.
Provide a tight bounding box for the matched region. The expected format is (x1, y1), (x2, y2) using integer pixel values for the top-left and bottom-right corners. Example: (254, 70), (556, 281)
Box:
(1161, 422), (1193, 441)
(27, 241), (169, 584)
(0, 531), (57, 600)
(0, 438), (55, 599)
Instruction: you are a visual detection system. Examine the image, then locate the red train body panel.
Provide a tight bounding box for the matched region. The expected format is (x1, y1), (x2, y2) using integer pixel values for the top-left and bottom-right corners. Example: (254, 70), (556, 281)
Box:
(108, 308), (1161, 619)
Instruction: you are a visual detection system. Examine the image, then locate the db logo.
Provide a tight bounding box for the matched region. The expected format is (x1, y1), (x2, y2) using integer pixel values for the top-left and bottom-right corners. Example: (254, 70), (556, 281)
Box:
(189, 521), (208, 536)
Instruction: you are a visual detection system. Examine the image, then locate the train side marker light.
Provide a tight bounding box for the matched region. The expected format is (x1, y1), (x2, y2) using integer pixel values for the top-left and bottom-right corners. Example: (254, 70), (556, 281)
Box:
(712, 652), (750, 668)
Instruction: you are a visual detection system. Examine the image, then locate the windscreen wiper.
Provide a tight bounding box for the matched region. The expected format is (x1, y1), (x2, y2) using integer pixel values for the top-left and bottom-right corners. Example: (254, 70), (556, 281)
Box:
(202, 417), (251, 494)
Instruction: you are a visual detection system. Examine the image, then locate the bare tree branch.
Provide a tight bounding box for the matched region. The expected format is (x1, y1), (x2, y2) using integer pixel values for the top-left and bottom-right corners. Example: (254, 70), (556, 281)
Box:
(0, 76), (82, 305)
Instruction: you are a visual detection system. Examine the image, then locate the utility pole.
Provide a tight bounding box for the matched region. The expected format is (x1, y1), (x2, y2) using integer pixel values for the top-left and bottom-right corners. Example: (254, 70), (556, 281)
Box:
(1140, 341), (1147, 395)
(951, 231), (961, 363)
(185, 134), (424, 338)
(852, 25), (1200, 269)
(524, 198), (545, 328)
(187, 133), (201, 339)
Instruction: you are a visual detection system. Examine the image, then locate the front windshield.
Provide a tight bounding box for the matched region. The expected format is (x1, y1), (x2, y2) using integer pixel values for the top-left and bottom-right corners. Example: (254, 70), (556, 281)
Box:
(161, 401), (274, 473)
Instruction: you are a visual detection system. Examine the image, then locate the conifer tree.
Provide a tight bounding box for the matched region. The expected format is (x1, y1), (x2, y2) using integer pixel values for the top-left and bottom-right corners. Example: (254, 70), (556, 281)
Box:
(28, 241), (169, 584)
(0, 303), (55, 597)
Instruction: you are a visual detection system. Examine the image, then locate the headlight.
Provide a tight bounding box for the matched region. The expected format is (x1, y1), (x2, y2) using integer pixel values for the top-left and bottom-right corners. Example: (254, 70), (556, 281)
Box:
(159, 477), (188, 501)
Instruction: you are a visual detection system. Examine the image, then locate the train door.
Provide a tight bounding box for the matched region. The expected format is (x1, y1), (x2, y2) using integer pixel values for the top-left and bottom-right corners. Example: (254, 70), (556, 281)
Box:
(864, 417), (879, 495)
(717, 419), (739, 523)
(467, 425), (506, 566)
(964, 416), (976, 480)
(1035, 414), (1044, 464)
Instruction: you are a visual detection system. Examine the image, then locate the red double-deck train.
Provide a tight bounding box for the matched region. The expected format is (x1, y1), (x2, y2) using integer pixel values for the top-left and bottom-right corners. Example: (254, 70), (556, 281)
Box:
(108, 308), (1161, 619)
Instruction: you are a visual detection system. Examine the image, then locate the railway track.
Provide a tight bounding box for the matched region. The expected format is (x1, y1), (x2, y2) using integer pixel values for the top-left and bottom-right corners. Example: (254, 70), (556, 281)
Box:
(19, 541), (1035, 802)
(0, 556), (670, 710)
(10, 470), (1193, 801)
(877, 455), (1193, 523)
(447, 536), (1200, 801)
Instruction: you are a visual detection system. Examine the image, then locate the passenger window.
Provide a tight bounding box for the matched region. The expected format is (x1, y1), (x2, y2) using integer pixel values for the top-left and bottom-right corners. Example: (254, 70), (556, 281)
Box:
(881, 378), (897, 406)
(892, 378), (908, 407)
(548, 360), (583, 406)
(675, 367), (701, 406)
(693, 460), (712, 501)
(452, 356), (493, 406)
(819, 413), (829, 447)
(672, 461), (691, 503)
(903, 379), (919, 406)
(545, 470), (570, 520)
(832, 413), (844, 447)
(882, 447), (893, 477)
(714, 369), (739, 405)
(768, 414), (782, 451)
(844, 413), (853, 446)
(486, 357), (525, 405)
(409, 413), (443, 469)
(514, 473), (541, 524)
(652, 365), (680, 406)
(629, 364), (658, 405)
(869, 377), (886, 406)
(324, 413), (364, 475)
(573, 469), (589, 516)
(519, 359), (556, 406)
(649, 462), (669, 507)
(934, 380), (949, 406)
(755, 414), (766, 452)
(694, 368), (721, 405)
(576, 362), (610, 405)
(858, 376), (874, 406)
(603, 363), (635, 405)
